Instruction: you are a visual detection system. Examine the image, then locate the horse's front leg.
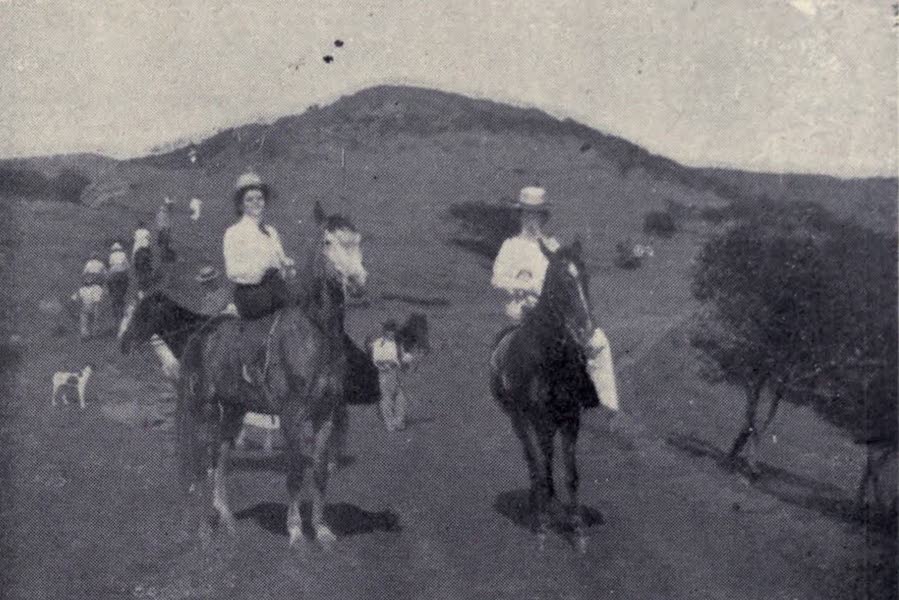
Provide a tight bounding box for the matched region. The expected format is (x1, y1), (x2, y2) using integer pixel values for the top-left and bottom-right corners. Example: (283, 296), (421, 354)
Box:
(510, 411), (549, 544)
(211, 406), (243, 536)
(281, 404), (307, 547)
(311, 416), (337, 547)
(561, 420), (586, 553)
(329, 402), (348, 474)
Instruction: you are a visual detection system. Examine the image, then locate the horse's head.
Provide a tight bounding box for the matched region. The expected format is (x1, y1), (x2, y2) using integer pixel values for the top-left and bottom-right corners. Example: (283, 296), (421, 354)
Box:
(539, 238), (594, 348)
(119, 291), (168, 355)
(398, 312), (431, 355)
(314, 201), (367, 298)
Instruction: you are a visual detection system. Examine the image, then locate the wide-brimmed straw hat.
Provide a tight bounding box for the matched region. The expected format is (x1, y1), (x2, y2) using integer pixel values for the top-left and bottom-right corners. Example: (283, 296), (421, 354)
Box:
(514, 186), (551, 211)
(195, 265), (220, 284)
(110, 242), (123, 251)
(233, 171), (271, 213)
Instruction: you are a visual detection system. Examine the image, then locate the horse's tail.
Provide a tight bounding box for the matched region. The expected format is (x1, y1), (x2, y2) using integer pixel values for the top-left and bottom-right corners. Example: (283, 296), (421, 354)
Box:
(175, 332), (208, 491)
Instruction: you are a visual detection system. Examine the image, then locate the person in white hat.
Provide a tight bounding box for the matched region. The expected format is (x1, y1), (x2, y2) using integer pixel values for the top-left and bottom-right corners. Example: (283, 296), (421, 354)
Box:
(189, 197), (203, 222)
(491, 186), (560, 320)
(76, 252), (107, 340)
(107, 242), (130, 322)
(491, 186), (619, 412)
(223, 172), (295, 319)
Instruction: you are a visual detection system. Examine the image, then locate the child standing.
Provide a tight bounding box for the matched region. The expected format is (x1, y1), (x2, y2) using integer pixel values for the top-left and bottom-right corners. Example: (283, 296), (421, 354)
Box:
(370, 320), (409, 432)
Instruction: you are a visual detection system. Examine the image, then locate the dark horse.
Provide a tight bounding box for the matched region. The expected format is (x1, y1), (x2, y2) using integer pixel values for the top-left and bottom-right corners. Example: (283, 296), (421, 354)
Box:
(489, 239), (598, 552)
(121, 204), (372, 547)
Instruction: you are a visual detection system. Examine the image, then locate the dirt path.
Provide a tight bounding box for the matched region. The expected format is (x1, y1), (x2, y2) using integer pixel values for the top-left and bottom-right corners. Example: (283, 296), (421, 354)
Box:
(2, 198), (889, 599)
(2, 296), (882, 600)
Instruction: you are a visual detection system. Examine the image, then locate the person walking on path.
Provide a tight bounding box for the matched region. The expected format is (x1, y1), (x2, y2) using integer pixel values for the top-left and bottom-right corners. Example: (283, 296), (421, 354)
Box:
(189, 197), (203, 222)
(76, 252), (107, 340)
(369, 320), (410, 432)
(156, 197), (176, 263)
(132, 221), (154, 293)
(106, 242), (130, 323)
(491, 186), (620, 412)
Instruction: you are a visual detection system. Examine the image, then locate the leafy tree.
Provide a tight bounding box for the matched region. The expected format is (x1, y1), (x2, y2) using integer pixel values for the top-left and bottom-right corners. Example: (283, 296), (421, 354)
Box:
(691, 216), (829, 473)
(692, 206), (897, 519)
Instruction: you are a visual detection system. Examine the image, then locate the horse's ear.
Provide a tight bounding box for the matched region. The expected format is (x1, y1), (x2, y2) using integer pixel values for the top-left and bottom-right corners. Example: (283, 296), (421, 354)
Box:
(538, 239), (555, 259)
(313, 201), (326, 225)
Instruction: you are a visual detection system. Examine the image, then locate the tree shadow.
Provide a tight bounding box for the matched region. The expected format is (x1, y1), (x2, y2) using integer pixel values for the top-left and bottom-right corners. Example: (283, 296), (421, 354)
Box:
(494, 489), (604, 536)
(234, 501), (401, 539)
(665, 433), (880, 529)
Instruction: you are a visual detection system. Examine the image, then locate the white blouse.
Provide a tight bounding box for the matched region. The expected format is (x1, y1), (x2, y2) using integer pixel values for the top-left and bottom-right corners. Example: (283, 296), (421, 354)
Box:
(223, 216), (291, 285)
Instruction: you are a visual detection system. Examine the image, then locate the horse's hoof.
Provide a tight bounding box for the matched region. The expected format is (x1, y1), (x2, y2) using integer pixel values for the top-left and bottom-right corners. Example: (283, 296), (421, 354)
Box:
(536, 530), (548, 552)
(288, 526), (304, 548)
(219, 513), (238, 537)
(315, 525), (337, 548)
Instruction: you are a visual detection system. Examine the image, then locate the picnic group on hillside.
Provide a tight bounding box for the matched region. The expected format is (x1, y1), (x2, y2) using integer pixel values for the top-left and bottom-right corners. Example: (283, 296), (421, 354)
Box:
(72, 172), (619, 430)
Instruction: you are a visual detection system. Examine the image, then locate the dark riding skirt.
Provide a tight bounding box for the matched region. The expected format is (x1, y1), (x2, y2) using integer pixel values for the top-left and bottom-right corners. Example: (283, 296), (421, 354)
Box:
(233, 268), (290, 319)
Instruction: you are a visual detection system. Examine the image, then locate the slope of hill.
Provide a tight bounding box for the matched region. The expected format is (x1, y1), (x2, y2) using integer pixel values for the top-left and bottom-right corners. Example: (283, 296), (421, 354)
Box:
(114, 85), (896, 231)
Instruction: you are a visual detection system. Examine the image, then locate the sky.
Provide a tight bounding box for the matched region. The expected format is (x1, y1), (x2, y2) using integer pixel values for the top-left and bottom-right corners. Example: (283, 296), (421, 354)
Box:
(0, 0), (895, 177)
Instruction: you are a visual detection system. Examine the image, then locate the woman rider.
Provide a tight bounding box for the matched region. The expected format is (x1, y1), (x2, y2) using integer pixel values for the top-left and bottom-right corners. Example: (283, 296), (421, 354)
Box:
(223, 172), (296, 319)
(491, 186), (619, 412)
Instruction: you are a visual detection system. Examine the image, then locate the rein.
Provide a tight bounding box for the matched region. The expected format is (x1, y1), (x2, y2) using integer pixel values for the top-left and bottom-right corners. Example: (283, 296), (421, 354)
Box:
(127, 316), (217, 352)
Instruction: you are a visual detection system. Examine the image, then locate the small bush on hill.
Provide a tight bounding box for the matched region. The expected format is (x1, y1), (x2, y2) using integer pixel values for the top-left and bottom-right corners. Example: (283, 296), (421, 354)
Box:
(0, 167), (49, 198)
(446, 201), (520, 262)
(643, 210), (677, 238)
(51, 169), (92, 203)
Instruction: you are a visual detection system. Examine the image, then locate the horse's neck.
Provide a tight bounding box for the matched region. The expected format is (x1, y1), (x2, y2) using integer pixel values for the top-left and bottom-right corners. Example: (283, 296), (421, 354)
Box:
(528, 294), (562, 340)
(159, 301), (205, 353)
(305, 252), (346, 334)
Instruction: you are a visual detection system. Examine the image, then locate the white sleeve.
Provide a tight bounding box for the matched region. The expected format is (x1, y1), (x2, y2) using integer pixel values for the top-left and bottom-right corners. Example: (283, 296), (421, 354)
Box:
(491, 241), (522, 292)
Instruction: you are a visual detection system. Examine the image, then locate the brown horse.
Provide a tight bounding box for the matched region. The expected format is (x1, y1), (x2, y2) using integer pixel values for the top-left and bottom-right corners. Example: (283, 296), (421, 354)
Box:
(177, 203), (367, 547)
(489, 239), (598, 553)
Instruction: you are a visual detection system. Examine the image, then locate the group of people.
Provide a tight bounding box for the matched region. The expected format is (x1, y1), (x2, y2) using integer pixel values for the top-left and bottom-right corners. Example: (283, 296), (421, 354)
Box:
(215, 172), (618, 429)
(73, 197), (182, 340)
(73, 242), (131, 339)
(82, 170), (618, 431)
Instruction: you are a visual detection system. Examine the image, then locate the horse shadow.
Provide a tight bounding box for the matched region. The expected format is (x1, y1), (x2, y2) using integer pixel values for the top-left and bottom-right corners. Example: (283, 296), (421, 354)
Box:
(234, 501), (401, 539)
(231, 451), (357, 474)
(665, 433), (878, 528)
(493, 489), (604, 537)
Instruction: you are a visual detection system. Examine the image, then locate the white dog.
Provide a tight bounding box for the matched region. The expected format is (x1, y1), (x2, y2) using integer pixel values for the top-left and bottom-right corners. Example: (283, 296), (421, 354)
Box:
(51, 365), (93, 409)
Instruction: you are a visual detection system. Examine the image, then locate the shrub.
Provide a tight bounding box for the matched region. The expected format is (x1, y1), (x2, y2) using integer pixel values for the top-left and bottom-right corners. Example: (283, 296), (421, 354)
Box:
(446, 201), (520, 261)
(643, 210), (677, 238)
(614, 239), (645, 270)
(51, 169), (91, 203)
